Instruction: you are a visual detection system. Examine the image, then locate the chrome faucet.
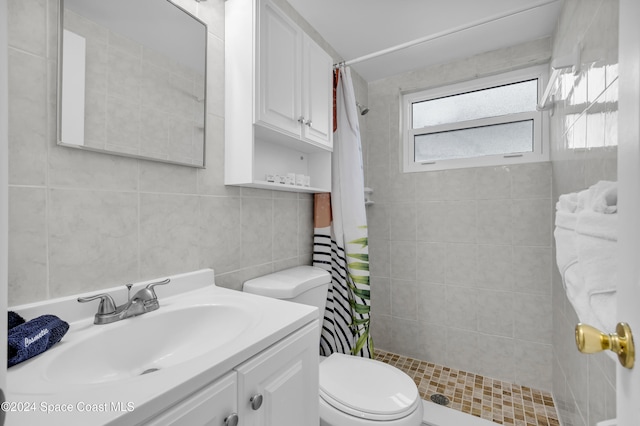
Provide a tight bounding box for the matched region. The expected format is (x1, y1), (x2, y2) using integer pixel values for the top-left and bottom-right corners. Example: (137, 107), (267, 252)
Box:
(78, 279), (171, 325)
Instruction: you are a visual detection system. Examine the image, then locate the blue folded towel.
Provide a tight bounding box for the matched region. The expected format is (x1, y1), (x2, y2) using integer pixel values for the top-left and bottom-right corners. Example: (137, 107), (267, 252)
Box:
(8, 311), (25, 329)
(8, 315), (69, 368)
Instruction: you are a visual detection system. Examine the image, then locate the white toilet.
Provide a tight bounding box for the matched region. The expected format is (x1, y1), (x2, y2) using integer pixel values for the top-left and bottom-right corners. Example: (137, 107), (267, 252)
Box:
(243, 266), (424, 426)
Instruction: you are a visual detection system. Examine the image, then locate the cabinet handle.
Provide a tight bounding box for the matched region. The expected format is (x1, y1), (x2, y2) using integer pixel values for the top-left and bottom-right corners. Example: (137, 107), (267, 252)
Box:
(224, 413), (239, 426)
(304, 119), (312, 127)
(298, 116), (305, 123)
(250, 394), (263, 410)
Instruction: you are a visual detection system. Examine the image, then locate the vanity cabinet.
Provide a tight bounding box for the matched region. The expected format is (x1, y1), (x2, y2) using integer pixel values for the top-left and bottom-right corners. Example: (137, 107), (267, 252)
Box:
(225, 0), (333, 193)
(236, 320), (319, 425)
(144, 372), (238, 426)
(143, 322), (318, 426)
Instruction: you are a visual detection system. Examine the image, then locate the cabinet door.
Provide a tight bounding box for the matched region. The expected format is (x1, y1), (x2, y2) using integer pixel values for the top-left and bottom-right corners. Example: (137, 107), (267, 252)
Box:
(144, 372), (238, 426)
(302, 34), (333, 149)
(236, 322), (319, 426)
(257, 0), (302, 137)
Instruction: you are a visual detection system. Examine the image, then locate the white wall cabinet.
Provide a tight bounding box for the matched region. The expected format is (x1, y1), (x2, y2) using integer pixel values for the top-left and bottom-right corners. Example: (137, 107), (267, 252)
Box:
(226, 0), (333, 193)
(256, 1), (332, 149)
(256, 0), (301, 140)
(142, 323), (318, 426)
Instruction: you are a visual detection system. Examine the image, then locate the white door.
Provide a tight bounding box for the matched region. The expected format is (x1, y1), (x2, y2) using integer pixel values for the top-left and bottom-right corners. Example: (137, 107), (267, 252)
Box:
(616, 0), (640, 423)
(0, 0), (9, 423)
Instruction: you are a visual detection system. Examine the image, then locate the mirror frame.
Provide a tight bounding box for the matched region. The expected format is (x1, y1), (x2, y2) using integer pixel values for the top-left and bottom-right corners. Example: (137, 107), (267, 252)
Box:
(56, 0), (208, 168)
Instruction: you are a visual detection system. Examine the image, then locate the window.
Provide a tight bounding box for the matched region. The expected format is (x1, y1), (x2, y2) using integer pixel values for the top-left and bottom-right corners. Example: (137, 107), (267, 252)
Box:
(402, 66), (548, 172)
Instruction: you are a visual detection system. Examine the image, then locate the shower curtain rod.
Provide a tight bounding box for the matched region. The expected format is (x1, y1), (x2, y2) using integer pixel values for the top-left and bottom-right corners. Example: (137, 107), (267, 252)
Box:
(333, 0), (560, 69)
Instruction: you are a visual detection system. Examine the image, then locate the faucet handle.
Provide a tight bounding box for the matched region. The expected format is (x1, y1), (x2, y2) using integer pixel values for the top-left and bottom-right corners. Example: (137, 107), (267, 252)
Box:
(77, 293), (116, 314)
(145, 278), (170, 297)
(131, 278), (171, 303)
(130, 278), (171, 313)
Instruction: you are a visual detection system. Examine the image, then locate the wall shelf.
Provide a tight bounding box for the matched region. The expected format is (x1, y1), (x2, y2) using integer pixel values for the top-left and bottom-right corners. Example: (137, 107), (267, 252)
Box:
(240, 180), (328, 193)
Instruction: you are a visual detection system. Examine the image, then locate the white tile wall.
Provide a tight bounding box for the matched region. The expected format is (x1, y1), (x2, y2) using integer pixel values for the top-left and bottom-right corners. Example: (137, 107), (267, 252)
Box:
(550, 0), (619, 425)
(6, 0), (320, 304)
(365, 38), (555, 392)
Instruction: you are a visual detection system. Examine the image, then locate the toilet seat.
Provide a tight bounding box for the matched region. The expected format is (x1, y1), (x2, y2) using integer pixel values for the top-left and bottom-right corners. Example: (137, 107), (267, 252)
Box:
(319, 353), (421, 421)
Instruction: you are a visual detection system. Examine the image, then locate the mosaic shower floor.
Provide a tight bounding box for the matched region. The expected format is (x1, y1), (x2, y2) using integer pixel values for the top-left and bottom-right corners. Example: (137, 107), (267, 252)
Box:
(375, 350), (560, 426)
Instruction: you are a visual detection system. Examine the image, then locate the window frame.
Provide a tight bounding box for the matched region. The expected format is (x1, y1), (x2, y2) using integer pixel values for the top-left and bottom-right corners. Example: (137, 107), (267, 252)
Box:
(402, 65), (549, 173)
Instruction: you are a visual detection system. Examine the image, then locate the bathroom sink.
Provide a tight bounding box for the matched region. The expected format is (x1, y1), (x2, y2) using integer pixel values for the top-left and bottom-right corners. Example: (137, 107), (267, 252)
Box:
(44, 304), (254, 385)
(7, 269), (319, 426)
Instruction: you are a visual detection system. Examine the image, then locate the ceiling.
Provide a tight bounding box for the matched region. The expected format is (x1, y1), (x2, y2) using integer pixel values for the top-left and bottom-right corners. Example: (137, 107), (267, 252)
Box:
(286, 0), (564, 82)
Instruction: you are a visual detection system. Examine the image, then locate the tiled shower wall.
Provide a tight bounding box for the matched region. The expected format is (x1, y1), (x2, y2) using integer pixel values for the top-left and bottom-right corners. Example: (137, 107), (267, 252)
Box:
(6, 0), (344, 305)
(549, 0), (619, 425)
(364, 38), (555, 392)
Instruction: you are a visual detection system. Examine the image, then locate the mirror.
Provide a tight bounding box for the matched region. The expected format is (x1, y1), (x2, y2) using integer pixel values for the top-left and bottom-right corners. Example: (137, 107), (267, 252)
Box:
(58, 0), (207, 167)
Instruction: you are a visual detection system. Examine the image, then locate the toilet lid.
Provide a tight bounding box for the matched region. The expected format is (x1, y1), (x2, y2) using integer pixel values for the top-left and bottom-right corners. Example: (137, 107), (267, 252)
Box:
(319, 353), (420, 421)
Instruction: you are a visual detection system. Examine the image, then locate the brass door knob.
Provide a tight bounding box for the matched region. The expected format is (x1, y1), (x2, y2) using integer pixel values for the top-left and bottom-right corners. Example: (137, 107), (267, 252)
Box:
(575, 322), (635, 369)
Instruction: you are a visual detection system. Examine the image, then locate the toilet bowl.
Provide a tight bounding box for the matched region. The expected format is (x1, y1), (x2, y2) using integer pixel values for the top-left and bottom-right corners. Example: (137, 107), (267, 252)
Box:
(319, 353), (423, 425)
(243, 266), (423, 426)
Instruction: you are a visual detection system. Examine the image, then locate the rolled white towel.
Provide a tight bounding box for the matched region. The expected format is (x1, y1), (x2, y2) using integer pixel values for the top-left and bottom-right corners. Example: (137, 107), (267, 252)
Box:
(575, 209), (617, 333)
(557, 192), (579, 213)
(554, 218), (578, 288)
(576, 208), (617, 241)
(554, 181), (619, 334)
(564, 265), (615, 333)
(577, 180), (617, 214)
(554, 201), (579, 287)
(563, 260), (586, 320)
(575, 210), (617, 293)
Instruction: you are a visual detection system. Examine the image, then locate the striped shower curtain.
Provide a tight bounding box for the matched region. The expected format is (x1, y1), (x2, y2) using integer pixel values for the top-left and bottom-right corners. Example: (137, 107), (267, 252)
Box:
(313, 66), (373, 358)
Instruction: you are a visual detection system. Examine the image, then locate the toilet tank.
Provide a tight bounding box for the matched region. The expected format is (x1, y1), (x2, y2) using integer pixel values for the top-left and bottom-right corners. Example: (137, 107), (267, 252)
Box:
(243, 266), (331, 326)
